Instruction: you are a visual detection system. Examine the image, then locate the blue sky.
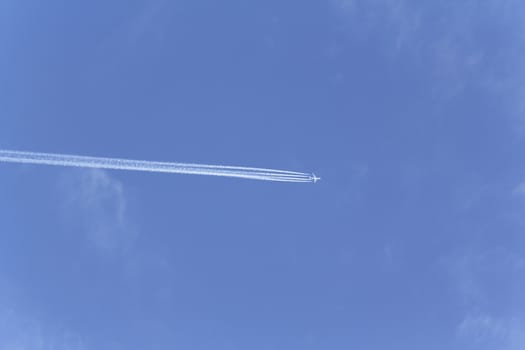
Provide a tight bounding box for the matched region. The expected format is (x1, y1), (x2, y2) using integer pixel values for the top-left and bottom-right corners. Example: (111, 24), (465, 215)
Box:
(1, 0), (525, 349)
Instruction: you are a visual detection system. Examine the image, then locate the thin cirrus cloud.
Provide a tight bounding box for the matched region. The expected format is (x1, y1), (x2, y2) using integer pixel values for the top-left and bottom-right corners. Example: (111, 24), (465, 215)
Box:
(458, 314), (525, 350)
(61, 168), (137, 255)
(333, 0), (525, 106)
(0, 285), (86, 350)
(442, 247), (525, 349)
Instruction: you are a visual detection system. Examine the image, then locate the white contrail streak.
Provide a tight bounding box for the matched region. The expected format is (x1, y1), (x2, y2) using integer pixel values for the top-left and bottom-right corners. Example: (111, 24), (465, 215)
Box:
(0, 150), (318, 183)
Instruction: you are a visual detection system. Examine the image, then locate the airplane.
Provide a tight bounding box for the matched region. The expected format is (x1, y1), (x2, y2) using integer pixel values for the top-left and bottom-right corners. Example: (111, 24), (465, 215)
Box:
(312, 174), (321, 183)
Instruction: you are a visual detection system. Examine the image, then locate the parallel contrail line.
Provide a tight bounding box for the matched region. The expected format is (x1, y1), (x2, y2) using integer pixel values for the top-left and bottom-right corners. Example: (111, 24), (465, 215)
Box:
(0, 150), (317, 183)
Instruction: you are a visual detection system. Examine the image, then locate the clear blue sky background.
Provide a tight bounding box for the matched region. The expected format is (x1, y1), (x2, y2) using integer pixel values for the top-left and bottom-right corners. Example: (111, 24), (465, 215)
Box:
(1, 1), (525, 349)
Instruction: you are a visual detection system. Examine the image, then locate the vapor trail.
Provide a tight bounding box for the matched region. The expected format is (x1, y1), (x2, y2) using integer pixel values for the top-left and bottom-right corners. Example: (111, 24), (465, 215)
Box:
(0, 150), (318, 183)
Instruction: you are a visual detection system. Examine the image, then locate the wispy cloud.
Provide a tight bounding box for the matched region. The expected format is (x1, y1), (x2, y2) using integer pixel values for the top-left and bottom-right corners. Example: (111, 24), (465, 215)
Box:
(446, 247), (524, 303)
(442, 247), (525, 349)
(512, 182), (525, 196)
(333, 0), (525, 104)
(0, 282), (85, 350)
(458, 314), (525, 350)
(100, 0), (170, 51)
(125, 0), (169, 44)
(458, 314), (508, 343)
(61, 169), (137, 255)
(333, 0), (422, 52)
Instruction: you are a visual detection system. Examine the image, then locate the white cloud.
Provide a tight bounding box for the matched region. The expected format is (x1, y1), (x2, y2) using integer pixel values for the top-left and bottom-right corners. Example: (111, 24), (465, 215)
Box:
(512, 182), (525, 196)
(333, 0), (525, 103)
(126, 0), (168, 44)
(333, 0), (422, 51)
(458, 314), (507, 343)
(336, 0), (356, 14)
(98, 0), (169, 51)
(61, 169), (137, 255)
(0, 284), (85, 350)
(443, 248), (525, 349)
(446, 248), (524, 303)
(458, 314), (525, 350)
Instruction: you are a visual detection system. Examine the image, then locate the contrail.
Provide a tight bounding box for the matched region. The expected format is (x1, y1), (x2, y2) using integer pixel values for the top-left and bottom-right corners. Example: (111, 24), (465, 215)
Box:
(0, 150), (319, 183)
